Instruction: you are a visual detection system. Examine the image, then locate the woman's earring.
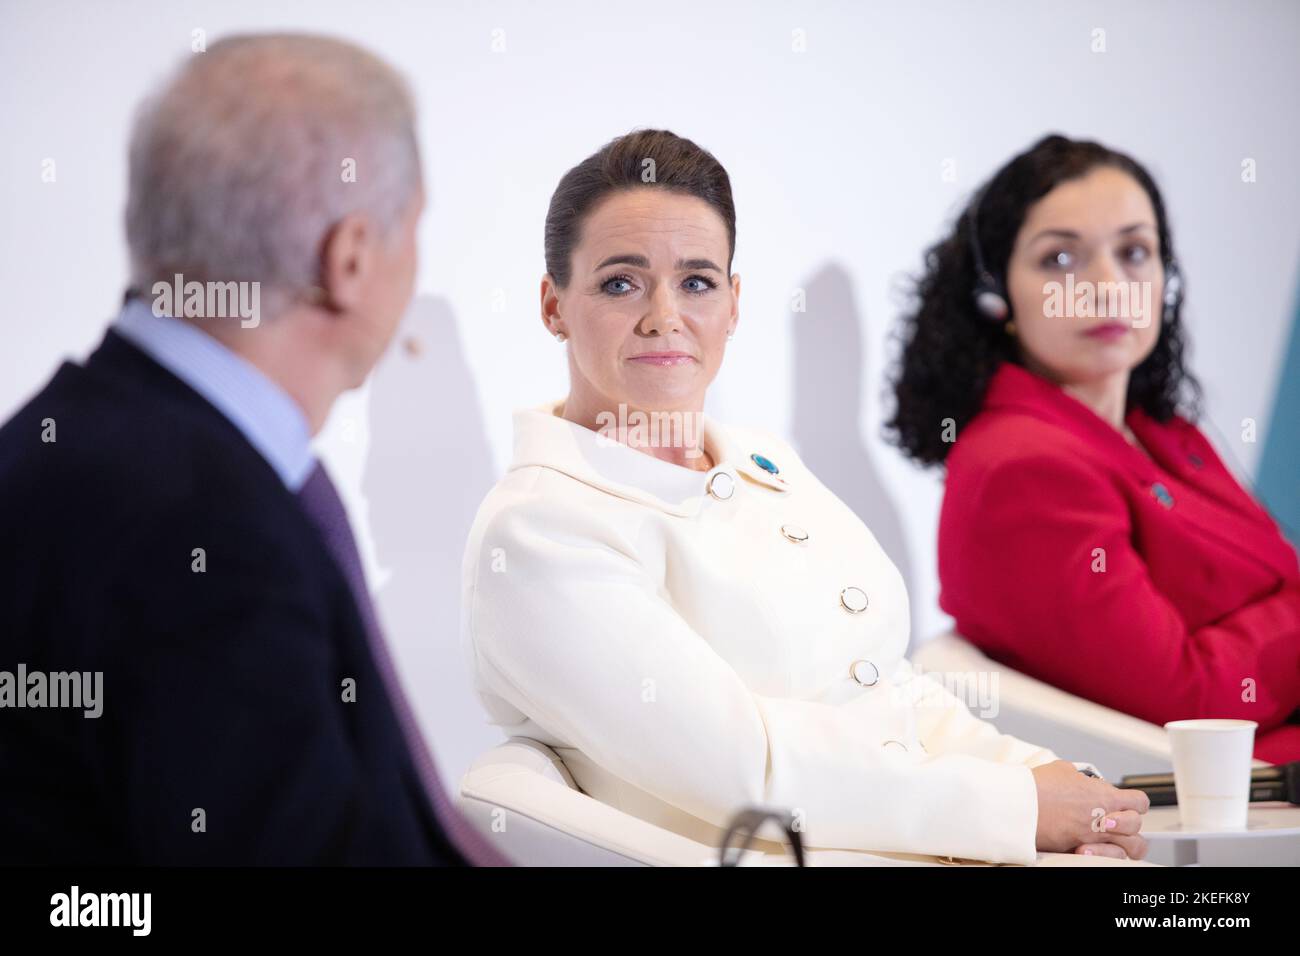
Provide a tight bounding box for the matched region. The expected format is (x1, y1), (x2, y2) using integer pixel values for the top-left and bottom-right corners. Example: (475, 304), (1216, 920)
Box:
(554, 330), (567, 342)
(726, 329), (735, 340)
(1004, 320), (1017, 335)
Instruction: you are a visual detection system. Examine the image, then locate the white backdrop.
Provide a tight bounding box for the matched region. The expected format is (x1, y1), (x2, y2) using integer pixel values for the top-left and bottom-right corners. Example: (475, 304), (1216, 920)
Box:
(3, 0), (1298, 788)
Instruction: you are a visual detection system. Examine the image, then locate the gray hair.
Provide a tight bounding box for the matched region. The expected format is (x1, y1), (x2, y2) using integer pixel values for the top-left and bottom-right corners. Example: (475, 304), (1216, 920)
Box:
(125, 33), (421, 314)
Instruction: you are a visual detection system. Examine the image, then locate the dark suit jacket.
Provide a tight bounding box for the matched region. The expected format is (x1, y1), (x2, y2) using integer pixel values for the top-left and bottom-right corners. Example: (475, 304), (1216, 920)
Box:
(0, 329), (465, 864)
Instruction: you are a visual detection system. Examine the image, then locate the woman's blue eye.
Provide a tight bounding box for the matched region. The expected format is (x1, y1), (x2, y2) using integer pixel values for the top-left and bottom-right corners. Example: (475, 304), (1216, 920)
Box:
(683, 275), (717, 293)
(1042, 250), (1073, 270)
(1123, 244), (1151, 265)
(601, 276), (635, 295)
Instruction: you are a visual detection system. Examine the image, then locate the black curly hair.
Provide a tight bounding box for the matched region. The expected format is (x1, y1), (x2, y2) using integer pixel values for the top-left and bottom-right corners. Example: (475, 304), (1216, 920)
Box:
(885, 133), (1201, 467)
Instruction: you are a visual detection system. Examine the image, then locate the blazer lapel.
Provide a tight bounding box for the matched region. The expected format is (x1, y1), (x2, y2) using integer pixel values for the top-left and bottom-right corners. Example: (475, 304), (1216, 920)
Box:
(1128, 410), (1299, 580)
(984, 363), (1297, 581)
(509, 401), (724, 516)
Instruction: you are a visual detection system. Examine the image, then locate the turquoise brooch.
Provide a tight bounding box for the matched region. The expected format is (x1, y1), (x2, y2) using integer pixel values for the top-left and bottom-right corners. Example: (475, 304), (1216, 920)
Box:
(1151, 482), (1175, 509)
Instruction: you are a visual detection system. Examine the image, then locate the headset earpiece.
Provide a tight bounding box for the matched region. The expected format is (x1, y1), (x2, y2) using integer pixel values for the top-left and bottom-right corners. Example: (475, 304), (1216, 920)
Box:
(1163, 259), (1183, 312)
(972, 278), (1008, 319)
(967, 186), (1009, 322)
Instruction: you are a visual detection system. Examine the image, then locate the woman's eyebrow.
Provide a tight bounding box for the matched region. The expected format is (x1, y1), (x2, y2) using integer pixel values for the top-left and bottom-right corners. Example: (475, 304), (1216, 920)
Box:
(677, 257), (723, 273)
(592, 254), (724, 273)
(1026, 228), (1082, 244)
(594, 253), (650, 271)
(1027, 222), (1156, 244)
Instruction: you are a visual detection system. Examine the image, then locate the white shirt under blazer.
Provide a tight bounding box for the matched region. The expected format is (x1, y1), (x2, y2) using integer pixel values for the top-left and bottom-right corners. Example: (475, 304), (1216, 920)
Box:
(462, 401), (1084, 865)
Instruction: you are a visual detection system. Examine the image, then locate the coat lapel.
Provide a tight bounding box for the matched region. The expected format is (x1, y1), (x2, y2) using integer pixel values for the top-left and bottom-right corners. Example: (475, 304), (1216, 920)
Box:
(509, 401), (720, 516)
(983, 363), (1298, 581)
(1127, 409), (1298, 579)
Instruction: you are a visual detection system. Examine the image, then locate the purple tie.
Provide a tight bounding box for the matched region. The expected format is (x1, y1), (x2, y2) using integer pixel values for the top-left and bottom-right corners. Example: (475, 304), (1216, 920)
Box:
(296, 462), (511, 866)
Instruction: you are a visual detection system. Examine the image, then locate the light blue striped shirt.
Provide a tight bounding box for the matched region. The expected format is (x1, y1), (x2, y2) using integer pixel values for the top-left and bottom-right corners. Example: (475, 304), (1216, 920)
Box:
(113, 297), (315, 490)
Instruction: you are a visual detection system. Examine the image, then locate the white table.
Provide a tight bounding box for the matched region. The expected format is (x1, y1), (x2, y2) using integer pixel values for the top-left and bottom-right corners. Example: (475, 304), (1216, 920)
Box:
(1141, 802), (1300, 866)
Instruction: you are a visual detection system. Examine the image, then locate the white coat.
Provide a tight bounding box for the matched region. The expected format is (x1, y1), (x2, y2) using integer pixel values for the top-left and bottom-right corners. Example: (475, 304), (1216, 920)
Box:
(461, 401), (1086, 865)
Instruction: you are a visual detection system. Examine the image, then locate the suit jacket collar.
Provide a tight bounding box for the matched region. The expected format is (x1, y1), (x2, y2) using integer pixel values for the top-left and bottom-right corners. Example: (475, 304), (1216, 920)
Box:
(112, 298), (315, 490)
(509, 400), (789, 516)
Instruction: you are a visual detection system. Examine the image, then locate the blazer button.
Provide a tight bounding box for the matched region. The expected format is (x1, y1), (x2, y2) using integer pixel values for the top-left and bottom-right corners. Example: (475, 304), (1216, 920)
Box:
(780, 524), (809, 543)
(849, 659), (879, 686)
(707, 471), (735, 500)
(840, 586), (869, 613)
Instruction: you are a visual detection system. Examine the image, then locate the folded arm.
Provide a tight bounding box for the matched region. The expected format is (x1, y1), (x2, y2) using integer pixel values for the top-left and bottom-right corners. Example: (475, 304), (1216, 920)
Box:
(946, 452), (1300, 732)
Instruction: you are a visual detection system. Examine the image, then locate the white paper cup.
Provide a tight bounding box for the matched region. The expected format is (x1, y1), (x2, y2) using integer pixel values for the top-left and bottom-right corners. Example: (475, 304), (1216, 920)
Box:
(1164, 718), (1257, 830)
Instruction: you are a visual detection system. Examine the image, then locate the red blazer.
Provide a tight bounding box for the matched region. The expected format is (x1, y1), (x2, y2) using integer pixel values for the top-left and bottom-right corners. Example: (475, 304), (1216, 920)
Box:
(939, 362), (1300, 764)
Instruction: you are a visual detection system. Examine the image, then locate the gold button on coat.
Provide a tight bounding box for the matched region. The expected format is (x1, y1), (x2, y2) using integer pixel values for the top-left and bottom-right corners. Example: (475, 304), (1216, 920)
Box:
(849, 659), (879, 686)
(840, 586), (869, 613)
(707, 472), (735, 500)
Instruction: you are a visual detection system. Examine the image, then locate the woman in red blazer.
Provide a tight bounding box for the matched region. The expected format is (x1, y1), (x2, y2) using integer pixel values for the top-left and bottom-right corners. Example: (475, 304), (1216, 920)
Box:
(888, 134), (1300, 764)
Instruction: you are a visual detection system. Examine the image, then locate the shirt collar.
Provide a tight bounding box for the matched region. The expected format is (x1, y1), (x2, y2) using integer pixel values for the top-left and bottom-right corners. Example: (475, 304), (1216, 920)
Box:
(509, 400), (788, 515)
(112, 297), (315, 490)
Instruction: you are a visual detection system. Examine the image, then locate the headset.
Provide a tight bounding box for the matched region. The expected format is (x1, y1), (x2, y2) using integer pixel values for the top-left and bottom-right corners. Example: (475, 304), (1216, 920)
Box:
(965, 186), (1295, 539)
(967, 186), (1011, 321)
(966, 184), (1183, 323)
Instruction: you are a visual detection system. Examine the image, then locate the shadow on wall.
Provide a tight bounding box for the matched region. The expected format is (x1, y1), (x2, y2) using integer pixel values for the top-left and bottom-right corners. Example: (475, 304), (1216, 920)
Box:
(791, 262), (919, 656)
(363, 294), (501, 791)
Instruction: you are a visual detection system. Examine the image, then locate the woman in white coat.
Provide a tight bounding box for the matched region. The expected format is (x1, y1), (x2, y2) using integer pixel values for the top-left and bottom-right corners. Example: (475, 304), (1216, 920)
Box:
(461, 129), (1149, 865)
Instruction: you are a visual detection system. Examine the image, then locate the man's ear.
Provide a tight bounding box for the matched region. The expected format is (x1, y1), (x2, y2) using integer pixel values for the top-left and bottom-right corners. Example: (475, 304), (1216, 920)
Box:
(319, 213), (375, 313)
